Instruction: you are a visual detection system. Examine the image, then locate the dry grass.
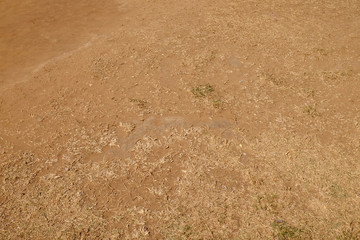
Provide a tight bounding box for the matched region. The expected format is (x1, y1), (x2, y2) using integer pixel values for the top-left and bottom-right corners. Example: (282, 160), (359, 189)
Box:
(1, 0), (360, 239)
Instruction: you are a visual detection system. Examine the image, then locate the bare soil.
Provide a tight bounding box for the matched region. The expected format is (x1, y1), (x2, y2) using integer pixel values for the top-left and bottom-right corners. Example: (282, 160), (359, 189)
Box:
(1, 0), (360, 239)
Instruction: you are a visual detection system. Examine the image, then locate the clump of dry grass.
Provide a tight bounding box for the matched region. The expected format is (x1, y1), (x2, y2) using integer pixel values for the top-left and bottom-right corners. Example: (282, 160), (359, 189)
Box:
(303, 105), (320, 117)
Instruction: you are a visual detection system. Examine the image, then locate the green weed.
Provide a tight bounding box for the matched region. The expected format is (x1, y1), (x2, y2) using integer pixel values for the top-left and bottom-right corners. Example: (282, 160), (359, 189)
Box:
(192, 84), (214, 97)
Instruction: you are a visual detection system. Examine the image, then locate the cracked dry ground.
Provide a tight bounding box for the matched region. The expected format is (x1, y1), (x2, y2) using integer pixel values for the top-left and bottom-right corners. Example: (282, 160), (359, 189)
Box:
(1, 0), (360, 239)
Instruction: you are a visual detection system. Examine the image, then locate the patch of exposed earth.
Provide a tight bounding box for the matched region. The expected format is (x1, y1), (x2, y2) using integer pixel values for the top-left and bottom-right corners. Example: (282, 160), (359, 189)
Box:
(1, 0), (360, 239)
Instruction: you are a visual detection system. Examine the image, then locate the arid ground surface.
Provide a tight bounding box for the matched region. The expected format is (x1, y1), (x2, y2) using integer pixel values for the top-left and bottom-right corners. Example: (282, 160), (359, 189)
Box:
(1, 0), (360, 239)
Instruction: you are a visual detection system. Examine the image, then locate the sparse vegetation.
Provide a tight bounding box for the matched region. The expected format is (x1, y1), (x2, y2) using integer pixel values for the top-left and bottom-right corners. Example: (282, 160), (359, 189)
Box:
(191, 84), (214, 97)
(304, 105), (320, 117)
(272, 221), (305, 240)
(212, 98), (223, 108)
(337, 221), (360, 240)
(254, 194), (279, 214)
(264, 73), (284, 86)
(303, 88), (316, 98)
(1, 0), (360, 239)
(130, 98), (147, 108)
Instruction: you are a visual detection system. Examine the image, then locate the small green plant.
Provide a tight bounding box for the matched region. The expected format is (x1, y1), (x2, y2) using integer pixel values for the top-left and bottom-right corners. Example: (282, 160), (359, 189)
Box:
(272, 221), (304, 240)
(212, 99), (223, 108)
(192, 84), (214, 97)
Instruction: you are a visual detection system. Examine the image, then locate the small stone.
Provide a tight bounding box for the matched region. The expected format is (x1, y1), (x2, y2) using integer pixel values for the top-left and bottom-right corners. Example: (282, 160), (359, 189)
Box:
(66, 168), (70, 171)
(274, 219), (285, 224)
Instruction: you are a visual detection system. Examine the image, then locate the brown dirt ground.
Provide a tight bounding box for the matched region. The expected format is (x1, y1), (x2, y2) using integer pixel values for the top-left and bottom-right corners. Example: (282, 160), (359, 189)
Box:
(1, 0), (360, 239)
